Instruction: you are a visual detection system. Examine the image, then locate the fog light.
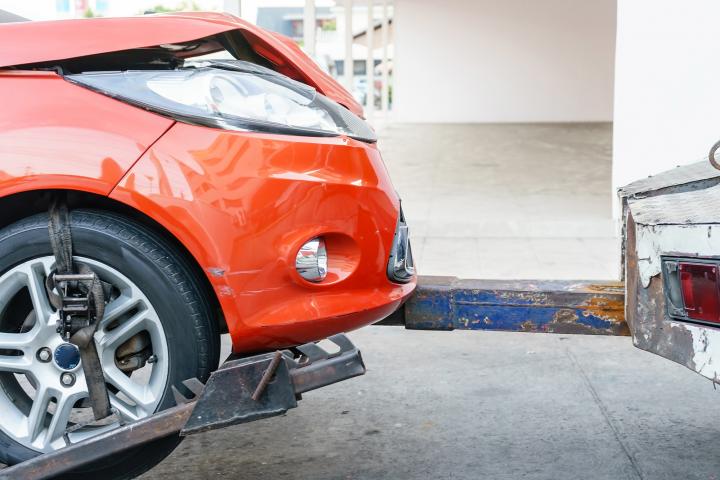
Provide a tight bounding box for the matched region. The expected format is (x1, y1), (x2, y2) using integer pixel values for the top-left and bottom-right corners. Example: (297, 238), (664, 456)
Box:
(295, 237), (327, 282)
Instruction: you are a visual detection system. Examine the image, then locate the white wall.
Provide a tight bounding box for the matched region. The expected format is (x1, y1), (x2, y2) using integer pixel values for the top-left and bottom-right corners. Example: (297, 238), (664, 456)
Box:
(612, 0), (720, 195)
(393, 0), (616, 123)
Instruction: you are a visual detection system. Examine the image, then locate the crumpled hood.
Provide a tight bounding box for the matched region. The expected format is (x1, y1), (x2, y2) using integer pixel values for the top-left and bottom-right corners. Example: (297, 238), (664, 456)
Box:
(0, 12), (363, 117)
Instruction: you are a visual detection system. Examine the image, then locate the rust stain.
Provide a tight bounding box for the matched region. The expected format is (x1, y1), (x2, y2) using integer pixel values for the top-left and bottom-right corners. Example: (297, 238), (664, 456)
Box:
(497, 290), (550, 303)
(520, 320), (537, 332)
(546, 306), (629, 336)
(547, 308), (608, 335)
(551, 309), (580, 324)
(581, 282), (625, 294)
(581, 296), (625, 324)
(634, 274), (695, 368)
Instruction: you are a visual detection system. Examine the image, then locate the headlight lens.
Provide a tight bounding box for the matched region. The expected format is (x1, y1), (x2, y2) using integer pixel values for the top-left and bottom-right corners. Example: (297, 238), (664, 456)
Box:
(67, 60), (376, 143)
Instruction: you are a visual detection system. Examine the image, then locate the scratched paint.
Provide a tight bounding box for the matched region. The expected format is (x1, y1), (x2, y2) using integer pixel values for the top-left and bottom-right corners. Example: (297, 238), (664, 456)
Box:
(627, 220), (720, 383)
(623, 159), (720, 384)
(634, 223), (720, 288)
(684, 322), (720, 382)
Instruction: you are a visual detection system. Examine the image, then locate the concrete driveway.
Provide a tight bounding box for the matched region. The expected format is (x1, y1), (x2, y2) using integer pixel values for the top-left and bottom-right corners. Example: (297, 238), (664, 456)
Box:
(143, 327), (720, 480)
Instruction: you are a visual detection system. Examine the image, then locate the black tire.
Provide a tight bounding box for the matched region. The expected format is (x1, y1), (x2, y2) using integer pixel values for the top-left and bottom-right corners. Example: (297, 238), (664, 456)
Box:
(0, 209), (220, 479)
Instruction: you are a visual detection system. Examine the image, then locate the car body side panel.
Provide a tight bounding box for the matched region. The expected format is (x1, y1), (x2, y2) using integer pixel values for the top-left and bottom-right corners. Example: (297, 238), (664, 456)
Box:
(0, 70), (174, 195)
(623, 165), (720, 383)
(110, 123), (414, 353)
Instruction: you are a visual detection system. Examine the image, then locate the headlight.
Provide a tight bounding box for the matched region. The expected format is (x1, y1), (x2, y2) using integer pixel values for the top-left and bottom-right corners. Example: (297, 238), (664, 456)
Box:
(66, 60), (376, 143)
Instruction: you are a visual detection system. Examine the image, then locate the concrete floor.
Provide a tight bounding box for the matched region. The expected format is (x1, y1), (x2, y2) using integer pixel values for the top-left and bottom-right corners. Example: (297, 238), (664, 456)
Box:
(143, 327), (720, 480)
(378, 123), (619, 280)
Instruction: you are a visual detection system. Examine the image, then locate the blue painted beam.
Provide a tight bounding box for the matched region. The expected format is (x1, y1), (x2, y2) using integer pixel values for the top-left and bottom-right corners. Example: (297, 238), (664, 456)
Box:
(386, 276), (627, 336)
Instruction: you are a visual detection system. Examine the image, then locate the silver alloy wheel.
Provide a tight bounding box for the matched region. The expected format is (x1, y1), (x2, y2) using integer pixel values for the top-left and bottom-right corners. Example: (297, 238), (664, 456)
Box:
(0, 256), (169, 453)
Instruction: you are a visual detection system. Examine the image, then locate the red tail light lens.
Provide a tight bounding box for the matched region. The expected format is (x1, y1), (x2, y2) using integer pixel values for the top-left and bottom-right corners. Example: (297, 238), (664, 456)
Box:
(679, 262), (720, 323)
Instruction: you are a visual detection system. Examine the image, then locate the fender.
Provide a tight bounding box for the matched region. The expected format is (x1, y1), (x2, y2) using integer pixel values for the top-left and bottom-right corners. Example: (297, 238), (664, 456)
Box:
(0, 70), (173, 196)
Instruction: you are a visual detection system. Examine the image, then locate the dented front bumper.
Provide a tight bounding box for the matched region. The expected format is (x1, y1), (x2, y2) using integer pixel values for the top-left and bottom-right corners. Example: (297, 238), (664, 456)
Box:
(621, 159), (720, 383)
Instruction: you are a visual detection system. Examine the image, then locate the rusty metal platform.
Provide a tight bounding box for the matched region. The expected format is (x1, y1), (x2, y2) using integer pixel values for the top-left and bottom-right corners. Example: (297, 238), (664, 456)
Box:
(384, 276), (627, 336)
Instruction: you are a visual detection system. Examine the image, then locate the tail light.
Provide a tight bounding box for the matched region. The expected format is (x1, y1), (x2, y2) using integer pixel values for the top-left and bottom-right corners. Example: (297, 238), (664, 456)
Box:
(663, 258), (720, 324)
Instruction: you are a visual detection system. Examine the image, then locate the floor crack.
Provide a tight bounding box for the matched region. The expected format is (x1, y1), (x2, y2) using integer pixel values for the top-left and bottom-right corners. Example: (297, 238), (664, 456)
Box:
(565, 347), (645, 480)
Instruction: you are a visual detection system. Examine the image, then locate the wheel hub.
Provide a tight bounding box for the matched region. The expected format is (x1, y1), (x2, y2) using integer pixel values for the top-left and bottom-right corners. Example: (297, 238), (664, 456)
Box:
(0, 256), (169, 453)
(53, 343), (80, 371)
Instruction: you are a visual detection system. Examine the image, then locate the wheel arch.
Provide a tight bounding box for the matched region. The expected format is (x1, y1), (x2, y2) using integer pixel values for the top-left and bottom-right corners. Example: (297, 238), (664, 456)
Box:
(0, 187), (227, 334)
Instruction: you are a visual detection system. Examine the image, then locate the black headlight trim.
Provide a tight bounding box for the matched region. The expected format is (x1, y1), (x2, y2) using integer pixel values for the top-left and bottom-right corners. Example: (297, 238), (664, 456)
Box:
(65, 61), (377, 143)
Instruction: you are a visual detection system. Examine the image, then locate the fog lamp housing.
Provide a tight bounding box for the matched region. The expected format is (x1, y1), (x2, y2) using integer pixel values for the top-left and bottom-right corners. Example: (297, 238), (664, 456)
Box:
(296, 237), (328, 282)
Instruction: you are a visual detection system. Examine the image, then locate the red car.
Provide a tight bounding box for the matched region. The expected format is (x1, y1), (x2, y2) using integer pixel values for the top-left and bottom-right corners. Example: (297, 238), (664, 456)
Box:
(0, 12), (415, 477)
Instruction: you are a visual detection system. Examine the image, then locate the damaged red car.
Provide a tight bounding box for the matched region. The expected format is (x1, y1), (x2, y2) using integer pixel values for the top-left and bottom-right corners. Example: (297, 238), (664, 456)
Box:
(0, 12), (415, 477)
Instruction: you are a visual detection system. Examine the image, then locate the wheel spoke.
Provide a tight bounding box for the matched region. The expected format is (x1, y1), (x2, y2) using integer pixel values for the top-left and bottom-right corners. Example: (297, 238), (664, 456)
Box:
(97, 311), (147, 351)
(25, 385), (51, 443)
(21, 261), (53, 325)
(109, 394), (141, 422)
(105, 365), (155, 416)
(100, 294), (144, 329)
(0, 355), (32, 373)
(44, 390), (82, 445)
(0, 330), (40, 374)
(0, 331), (36, 351)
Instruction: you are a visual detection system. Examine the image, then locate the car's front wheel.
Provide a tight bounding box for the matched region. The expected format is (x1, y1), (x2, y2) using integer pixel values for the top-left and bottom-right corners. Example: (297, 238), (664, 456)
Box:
(0, 209), (219, 479)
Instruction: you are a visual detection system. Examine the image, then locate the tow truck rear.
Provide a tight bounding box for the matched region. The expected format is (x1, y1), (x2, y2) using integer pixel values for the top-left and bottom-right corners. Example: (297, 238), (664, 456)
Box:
(620, 146), (720, 384)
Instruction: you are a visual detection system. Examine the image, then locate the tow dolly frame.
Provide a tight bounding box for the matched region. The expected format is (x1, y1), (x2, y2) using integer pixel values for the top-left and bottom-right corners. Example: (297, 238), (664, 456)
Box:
(0, 333), (365, 480)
